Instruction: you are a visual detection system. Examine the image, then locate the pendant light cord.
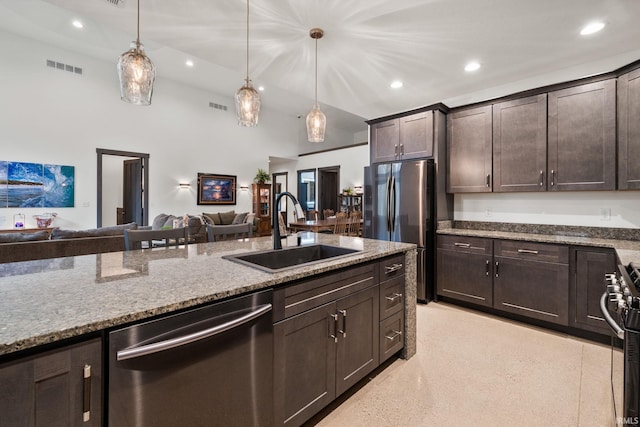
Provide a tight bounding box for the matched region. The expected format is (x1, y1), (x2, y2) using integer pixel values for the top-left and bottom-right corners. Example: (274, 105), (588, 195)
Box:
(136, 0), (140, 45)
(246, 0), (250, 81)
(314, 37), (318, 106)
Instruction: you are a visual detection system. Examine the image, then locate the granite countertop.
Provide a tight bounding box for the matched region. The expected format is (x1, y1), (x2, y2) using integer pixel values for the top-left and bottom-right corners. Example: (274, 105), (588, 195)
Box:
(0, 233), (415, 357)
(437, 227), (640, 265)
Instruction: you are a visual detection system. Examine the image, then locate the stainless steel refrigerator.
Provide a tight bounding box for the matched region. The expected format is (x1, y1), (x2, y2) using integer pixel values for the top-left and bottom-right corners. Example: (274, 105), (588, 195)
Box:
(364, 159), (435, 302)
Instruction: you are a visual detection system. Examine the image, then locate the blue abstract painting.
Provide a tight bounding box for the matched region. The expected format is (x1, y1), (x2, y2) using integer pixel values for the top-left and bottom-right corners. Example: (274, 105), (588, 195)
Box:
(44, 164), (74, 208)
(7, 162), (44, 207)
(2, 161), (75, 208)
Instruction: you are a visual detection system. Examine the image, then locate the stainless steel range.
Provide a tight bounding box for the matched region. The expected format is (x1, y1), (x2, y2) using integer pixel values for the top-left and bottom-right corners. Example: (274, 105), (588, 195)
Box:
(601, 262), (640, 426)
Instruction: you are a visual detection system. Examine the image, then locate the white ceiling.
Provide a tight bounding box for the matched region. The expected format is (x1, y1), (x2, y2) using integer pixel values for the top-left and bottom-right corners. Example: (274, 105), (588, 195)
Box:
(2, 0), (640, 134)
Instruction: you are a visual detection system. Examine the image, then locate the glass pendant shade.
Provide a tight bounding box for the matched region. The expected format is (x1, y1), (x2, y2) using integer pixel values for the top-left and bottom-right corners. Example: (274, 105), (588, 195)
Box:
(306, 104), (326, 143)
(235, 78), (261, 127)
(118, 41), (155, 105)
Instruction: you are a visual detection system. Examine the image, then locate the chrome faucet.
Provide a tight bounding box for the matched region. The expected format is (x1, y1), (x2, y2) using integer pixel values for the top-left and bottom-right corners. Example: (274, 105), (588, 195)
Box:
(273, 192), (300, 250)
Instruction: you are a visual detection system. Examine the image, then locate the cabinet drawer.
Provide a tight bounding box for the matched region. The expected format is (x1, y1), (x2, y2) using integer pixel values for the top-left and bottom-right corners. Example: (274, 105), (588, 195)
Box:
(379, 311), (404, 363)
(494, 240), (568, 264)
(437, 234), (492, 254)
(379, 254), (405, 281)
(380, 276), (404, 319)
(273, 263), (377, 321)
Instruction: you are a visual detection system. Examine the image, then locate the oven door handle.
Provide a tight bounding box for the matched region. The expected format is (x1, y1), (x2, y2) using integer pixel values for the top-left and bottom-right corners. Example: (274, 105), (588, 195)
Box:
(116, 303), (272, 361)
(599, 292), (625, 340)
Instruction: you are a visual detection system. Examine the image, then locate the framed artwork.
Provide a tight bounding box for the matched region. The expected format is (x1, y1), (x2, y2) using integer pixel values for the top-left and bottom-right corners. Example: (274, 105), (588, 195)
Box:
(0, 161), (75, 208)
(197, 173), (236, 205)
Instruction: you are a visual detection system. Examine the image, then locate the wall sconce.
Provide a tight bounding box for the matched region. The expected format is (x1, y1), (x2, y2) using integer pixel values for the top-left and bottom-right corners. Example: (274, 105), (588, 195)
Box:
(179, 183), (190, 189)
(240, 185), (249, 191)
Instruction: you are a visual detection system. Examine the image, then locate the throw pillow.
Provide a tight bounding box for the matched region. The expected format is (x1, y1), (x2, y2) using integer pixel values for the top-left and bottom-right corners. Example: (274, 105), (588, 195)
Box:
(202, 212), (222, 225)
(152, 213), (171, 230)
(219, 210), (236, 225)
(231, 212), (248, 225)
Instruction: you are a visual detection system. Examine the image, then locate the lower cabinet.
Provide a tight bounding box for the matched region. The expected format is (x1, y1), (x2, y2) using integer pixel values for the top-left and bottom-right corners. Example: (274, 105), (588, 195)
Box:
(493, 240), (569, 325)
(572, 247), (616, 334)
(274, 285), (379, 426)
(0, 338), (102, 426)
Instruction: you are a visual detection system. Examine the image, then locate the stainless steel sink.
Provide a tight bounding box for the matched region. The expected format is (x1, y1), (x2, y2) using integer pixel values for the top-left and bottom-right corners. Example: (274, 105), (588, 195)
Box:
(222, 244), (361, 273)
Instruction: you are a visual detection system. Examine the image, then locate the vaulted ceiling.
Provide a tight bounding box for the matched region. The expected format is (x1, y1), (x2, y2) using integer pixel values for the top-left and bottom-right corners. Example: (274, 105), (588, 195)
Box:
(2, 0), (639, 134)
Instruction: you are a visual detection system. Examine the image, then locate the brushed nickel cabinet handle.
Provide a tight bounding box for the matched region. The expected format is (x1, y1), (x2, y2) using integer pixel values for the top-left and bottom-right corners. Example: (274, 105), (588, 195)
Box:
(330, 313), (338, 343)
(454, 243), (471, 248)
(539, 170), (544, 187)
(485, 260), (489, 276)
(384, 263), (403, 274)
(83, 365), (91, 422)
(385, 330), (403, 341)
(495, 261), (500, 278)
(517, 249), (539, 255)
(338, 309), (347, 338)
(551, 170), (555, 186)
(400, 143), (404, 156)
(385, 293), (403, 302)
(486, 174), (491, 188)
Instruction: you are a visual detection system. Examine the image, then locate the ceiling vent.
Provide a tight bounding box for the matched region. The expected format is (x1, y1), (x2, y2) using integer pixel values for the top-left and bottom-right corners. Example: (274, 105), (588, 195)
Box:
(101, 0), (126, 7)
(46, 59), (83, 75)
(209, 102), (228, 112)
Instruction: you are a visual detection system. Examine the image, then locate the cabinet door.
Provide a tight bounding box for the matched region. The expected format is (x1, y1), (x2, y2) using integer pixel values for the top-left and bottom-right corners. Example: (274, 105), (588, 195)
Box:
(0, 338), (102, 427)
(399, 111), (433, 160)
(370, 118), (399, 163)
(573, 248), (615, 334)
(274, 302), (337, 426)
(436, 249), (493, 306)
(493, 94), (547, 192)
(494, 256), (569, 325)
(548, 79), (616, 191)
(618, 68), (640, 190)
(447, 105), (493, 192)
(335, 286), (379, 397)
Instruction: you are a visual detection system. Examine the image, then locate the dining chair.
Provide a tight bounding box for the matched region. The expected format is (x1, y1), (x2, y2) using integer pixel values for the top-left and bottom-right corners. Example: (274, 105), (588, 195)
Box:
(206, 224), (253, 242)
(333, 212), (349, 235)
(322, 209), (335, 219)
(306, 210), (319, 221)
(348, 211), (363, 236)
(124, 227), (188, 251)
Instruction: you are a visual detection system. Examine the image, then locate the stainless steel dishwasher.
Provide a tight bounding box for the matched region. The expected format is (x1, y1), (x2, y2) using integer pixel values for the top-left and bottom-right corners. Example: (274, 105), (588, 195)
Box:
(108, 289), (273, 426)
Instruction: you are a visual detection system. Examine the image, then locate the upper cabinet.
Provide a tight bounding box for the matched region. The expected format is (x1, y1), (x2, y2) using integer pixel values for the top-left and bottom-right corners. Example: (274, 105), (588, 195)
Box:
(370, 111), (434, 164)
(618, 68), (640, 190)
(493, 94), (547, 192)
(547, 79), (616, 191)
(446, 105), (493, 193)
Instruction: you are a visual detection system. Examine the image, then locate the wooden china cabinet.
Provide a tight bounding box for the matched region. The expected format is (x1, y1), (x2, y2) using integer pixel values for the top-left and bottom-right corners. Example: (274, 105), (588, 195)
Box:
(252, 183), (272, 236)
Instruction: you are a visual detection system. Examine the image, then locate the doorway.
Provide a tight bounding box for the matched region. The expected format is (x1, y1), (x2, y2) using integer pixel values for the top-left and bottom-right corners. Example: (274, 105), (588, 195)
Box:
(97, 149), (149, 228)
(318, 166), (340, 216)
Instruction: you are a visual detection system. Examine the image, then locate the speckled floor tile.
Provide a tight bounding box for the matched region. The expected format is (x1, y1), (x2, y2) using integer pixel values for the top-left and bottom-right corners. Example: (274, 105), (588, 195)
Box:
(308, 302), (615, 427)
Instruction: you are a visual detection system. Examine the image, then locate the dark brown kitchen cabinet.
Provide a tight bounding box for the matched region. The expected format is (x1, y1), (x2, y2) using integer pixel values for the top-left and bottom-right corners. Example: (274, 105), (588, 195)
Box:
(493, 240), (569, 325)
(618, 68), (640, 190)
(0, 338), (102, 427)
(572, 247), (616, 334)
(547, 79), (616, 191)
(446, 105), (493, 192)
(370, 112), (434, 164)
(493, 94), (548, 192)
(378, 254), (406, 364)
(436, 235), (493, 306)
(273, 263), (379, 426)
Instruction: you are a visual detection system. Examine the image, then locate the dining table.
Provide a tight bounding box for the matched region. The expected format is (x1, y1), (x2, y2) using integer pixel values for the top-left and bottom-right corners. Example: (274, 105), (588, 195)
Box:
(288, 218), (363, 233)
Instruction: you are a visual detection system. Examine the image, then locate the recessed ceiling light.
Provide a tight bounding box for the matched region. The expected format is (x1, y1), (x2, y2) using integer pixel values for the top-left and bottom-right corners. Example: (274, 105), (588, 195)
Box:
(185, 59), (194, 67)
(72, 20), (83, 29)
(465, 61), (481, 72)
(390, 81), (403, 89)
(580, 21), (605, 36)
(258, 86), (265, 91)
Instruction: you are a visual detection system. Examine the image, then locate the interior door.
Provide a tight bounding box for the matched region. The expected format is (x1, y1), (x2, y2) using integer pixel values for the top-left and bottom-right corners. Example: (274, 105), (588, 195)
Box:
(123, 159), (143, 225)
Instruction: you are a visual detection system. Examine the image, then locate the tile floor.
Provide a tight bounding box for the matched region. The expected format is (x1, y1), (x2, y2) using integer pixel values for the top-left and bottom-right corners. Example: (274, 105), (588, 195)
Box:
(307, 302), (622, 427)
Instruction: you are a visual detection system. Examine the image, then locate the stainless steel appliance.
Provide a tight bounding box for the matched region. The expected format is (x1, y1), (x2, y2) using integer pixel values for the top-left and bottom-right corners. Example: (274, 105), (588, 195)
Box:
(108, 289), (273, 426)
(364, 159), (435, 302)
(601, 263), (640, 426)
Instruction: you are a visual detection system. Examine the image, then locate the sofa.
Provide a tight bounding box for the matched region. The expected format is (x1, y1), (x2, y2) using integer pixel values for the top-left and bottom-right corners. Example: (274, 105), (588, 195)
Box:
(0, 222), (137, 263)
(201, 211), (255, 241)
(147, 213), (208, 243)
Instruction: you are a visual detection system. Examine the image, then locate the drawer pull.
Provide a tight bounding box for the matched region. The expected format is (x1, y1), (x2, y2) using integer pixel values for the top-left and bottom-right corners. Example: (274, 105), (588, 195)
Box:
(454, 242), (471, 248)
(385, 293), (403, 302)
(385, 330), (403, 341)
(384, 263), (403, 274)
(517, 249), (539, 255)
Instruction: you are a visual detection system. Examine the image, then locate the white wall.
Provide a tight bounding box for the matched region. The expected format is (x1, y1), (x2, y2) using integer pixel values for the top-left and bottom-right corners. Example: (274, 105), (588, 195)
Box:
(0, 30), (300, 229)
(455, 192), (640, 229)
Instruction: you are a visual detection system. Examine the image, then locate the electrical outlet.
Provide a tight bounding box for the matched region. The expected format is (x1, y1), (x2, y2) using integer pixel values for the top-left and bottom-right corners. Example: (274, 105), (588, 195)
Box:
(600, 207), (611, 221)
(82, 201), (90, 207)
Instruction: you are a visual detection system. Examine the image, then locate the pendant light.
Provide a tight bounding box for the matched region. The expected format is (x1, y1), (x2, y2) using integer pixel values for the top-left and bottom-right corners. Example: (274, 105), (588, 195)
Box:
(235, 0), (261, 127)
(117, 0), (156, 105)
(306, 28), (326, 143)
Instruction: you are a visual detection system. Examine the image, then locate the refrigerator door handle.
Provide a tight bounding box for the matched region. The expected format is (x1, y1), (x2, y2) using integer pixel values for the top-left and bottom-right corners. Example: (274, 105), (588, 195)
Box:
(390, 175), (397, 233)
(385, 174), (392, 233)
